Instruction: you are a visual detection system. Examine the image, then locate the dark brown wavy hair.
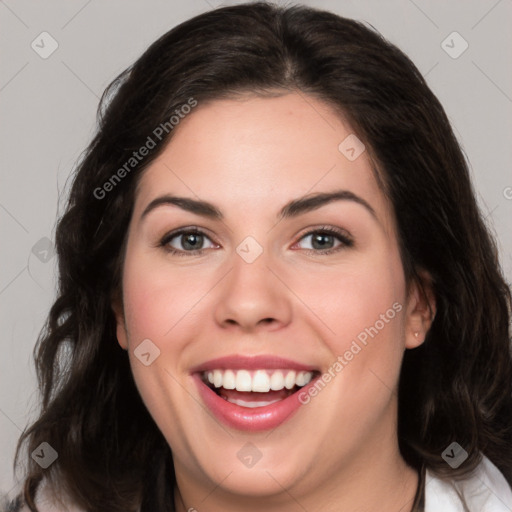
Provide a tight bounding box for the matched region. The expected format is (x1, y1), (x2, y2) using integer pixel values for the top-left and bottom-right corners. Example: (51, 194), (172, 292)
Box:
(10, 2), (512, 511)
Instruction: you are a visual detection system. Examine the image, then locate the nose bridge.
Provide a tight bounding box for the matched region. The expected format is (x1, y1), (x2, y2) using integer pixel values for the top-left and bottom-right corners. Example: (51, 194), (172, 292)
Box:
(213, 235), (292, 331)
(232, 237), (272, 289)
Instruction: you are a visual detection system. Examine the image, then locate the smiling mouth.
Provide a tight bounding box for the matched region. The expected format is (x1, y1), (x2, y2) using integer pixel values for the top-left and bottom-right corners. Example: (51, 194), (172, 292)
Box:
(200, 369), (319, 408)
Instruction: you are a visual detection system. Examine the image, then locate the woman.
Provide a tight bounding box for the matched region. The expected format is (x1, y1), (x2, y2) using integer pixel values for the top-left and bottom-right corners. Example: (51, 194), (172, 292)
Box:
(7, 2), (512, 511)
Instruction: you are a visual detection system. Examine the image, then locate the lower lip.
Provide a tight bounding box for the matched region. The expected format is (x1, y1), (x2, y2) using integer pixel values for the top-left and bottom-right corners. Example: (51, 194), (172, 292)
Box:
(193, 374), (317, 432)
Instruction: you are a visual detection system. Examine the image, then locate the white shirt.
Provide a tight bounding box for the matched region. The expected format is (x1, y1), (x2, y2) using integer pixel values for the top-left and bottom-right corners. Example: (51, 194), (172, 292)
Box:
(425, 455), (512, 511)
(10, 455), (512, 511)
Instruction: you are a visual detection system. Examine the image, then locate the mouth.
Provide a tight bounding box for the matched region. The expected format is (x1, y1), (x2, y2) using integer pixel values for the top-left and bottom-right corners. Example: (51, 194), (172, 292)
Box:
(201, 368), (318, 408)
(191, 356), (321, 431)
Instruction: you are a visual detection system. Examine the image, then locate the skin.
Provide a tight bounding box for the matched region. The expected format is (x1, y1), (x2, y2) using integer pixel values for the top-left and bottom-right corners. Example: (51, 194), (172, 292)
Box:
(113, 92), (436, 512)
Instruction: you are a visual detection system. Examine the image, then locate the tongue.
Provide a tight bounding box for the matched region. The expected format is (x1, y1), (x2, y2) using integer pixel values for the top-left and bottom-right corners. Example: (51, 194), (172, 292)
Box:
(218, 388), (293, 402)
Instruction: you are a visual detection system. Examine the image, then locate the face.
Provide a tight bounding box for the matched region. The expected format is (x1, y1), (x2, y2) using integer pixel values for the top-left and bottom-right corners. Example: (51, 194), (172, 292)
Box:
(114, 92), (433, 504)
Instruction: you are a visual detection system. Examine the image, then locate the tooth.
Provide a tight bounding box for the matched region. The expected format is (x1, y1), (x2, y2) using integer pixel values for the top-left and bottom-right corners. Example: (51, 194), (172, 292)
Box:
(205, 368), (315, 391)
(252, 370), (270, 392)
(223, 369), (236, 389)
(227, 397), (281, 408)
(269, 371), (285, 391)
(213, 369), (223, 388)
(284, 371), (296, 389)
(296, 371), (306, 386)
(235, 370), (252, 392)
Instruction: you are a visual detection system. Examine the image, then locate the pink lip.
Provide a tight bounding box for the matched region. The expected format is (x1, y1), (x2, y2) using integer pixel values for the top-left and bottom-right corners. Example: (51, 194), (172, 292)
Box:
(189, 354), (318, 373)
(191, 360), (320, 432)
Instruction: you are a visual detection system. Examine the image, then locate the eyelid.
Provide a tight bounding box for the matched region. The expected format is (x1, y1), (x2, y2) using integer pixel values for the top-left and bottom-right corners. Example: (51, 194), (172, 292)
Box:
(158, 224), (354, 256)
(158, 226), (218, 253)
(292, 225), (354, 252)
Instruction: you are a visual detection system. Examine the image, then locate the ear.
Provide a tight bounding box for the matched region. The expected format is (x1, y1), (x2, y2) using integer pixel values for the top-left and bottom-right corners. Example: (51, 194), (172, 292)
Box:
(111, 293), (128, 351)
(404, 269), (436, 349)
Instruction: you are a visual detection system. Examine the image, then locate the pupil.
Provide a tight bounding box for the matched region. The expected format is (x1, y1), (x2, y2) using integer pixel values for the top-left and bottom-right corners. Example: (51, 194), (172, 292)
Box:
(183, 233), (202, 250)
(312, 233), (333, 250)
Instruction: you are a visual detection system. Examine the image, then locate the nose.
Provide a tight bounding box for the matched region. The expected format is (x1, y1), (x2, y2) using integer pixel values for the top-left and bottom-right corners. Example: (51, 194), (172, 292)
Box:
(213, 248), (293, 333)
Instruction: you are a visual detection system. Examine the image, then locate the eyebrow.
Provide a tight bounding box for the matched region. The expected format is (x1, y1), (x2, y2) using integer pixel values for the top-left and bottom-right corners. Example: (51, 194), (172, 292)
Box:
(140, 189), (377, 222)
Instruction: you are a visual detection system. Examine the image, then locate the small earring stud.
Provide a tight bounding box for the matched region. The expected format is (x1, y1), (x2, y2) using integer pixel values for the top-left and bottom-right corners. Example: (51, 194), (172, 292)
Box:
(414, 331), (420, 338)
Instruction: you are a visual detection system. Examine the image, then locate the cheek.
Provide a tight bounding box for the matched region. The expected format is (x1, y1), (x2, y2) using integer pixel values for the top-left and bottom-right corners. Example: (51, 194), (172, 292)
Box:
(121, 252), (206, 350)
(120, 253), (202, 431)
(120, 247), (221, 413)
(305, 248), (406, 370)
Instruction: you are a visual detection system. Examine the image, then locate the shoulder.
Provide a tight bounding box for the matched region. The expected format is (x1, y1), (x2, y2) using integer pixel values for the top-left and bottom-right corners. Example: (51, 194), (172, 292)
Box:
(424, 454), (512, 512)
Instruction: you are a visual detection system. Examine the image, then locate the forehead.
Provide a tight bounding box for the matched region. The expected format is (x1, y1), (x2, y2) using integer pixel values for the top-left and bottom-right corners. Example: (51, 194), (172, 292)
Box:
(134, 93), (392, 226)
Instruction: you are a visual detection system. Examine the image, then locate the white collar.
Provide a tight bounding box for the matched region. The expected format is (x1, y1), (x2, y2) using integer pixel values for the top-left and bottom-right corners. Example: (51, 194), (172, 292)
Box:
(424, 454), (512, 511)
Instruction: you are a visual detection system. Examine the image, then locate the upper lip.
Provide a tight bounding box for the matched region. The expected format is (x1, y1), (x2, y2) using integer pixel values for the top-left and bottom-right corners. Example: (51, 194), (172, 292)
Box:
(189, 355), (319, 374)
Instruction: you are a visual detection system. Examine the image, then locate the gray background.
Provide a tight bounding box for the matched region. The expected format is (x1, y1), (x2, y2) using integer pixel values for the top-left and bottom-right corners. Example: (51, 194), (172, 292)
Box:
(1, 0), (511, 498)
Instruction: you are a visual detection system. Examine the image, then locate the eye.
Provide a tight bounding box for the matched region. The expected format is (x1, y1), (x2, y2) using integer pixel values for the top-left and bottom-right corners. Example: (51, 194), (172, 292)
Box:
(159, 228), (217, 256)
(293, 226), (353, 254)
(158, 225), (353, 257)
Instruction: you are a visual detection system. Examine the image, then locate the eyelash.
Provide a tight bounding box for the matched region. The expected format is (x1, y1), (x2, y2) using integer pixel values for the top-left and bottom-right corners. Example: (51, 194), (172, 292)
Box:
(158, 225), (354, 257)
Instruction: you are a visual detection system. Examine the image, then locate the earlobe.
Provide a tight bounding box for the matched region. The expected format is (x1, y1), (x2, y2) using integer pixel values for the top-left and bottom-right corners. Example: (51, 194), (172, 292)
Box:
(404, 270), (436, 349)
(111, 299), (128, 351)
(116, 321), (129, 351)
